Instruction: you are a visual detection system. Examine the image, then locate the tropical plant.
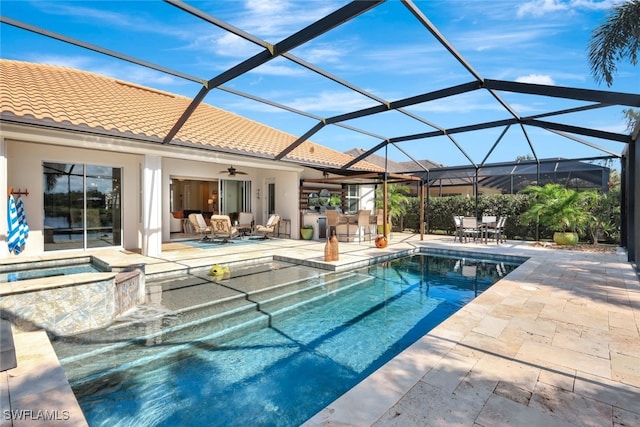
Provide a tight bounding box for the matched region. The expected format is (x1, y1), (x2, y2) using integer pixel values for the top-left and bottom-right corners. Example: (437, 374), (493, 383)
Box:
(520, 184), (589, 239)
(623, 108), (640, 132)
(583, 186), (621, 244)
(588, 0), (640, 87)
(375, 183), (410, 230)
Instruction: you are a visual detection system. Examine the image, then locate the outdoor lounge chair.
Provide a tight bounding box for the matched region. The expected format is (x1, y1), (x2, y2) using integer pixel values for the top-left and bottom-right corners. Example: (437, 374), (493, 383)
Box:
(254, 214), (280, 239)
(188, 213), (212, 240)
(209, 215), (240, 243)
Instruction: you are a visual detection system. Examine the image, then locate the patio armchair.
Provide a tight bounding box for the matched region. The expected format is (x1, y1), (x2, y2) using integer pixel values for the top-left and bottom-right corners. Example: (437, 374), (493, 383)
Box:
(188, 213), (212, 240)
(237, 212), (254, 236)
(254, 214), (280, 239)
(209, 215), (240, 243)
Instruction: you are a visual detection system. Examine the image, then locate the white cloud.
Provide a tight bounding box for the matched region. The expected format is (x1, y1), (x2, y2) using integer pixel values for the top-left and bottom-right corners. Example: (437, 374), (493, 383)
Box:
(516, 74), (556, 85)
(517, 0), (568, 17)
(249, 62), (307, 77)
(454, 23), (563, 53)
(237, 0), (341, 40)
(516, 0), (616, 18)
(301, 45), (348, 64)
(245, 0), (290, 15)
(36, 3), (194, 39)
(209, 32), (261, 58)
(286, 90), (378, 113)
(409, 94), (507, 114)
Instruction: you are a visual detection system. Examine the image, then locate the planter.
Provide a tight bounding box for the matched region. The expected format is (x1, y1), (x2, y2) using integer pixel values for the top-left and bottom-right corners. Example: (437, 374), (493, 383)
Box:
(377, 224), (392, 235)
(375, 235), (388, 248)
(300, 228), (314, 240)
(553, 232), (578, 246)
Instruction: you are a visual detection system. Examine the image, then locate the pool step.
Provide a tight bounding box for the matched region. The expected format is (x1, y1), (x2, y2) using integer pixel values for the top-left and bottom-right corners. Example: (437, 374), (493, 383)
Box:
(55, 266), (372, 374)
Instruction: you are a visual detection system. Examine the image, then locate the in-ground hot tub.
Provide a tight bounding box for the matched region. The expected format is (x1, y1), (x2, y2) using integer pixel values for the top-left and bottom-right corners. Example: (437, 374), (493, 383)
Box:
(0, 256), (145, 336)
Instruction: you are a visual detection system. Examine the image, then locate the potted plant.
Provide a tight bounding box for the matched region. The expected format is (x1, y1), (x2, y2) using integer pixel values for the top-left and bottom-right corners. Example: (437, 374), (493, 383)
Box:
(520, 183), (588, 245)
(326, 194), (342, 210)
(375, 183), (410, 235)
(300, 224), (314, 240)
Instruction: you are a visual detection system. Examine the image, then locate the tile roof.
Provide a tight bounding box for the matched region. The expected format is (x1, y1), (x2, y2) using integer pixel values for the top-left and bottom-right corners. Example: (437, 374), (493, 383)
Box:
(0, 59), (382, 172)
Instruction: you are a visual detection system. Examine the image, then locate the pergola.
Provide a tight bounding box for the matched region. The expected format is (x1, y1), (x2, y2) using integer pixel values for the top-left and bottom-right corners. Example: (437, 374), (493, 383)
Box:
(2, 0), (639, 264)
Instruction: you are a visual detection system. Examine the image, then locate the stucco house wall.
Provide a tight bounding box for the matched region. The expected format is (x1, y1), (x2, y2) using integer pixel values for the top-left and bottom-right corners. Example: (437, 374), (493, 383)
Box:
(3, 133), (142, 257)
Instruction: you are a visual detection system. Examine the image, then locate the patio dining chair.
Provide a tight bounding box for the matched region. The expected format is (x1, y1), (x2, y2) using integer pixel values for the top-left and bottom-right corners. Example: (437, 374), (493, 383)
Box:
(356, 209), (373, 243)
(325, 210), (344, 241)
(461, 217), (481, 243)
(453, 215), (464, 242)
(486, 216), (507, 244)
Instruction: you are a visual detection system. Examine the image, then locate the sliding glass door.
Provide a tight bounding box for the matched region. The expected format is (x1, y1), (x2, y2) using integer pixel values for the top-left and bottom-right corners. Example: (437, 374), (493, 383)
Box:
(43, 162), (122, 251)
(219, 179), (251, 220)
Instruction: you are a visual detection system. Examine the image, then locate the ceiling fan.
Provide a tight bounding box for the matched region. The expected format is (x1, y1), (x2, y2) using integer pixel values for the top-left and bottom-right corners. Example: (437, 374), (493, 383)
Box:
(219, 166), (247, 177)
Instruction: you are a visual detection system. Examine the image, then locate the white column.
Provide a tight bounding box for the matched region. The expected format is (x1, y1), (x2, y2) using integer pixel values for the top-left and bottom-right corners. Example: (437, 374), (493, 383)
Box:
(142, 155), (162, 256)
(0, 137), (7, 258)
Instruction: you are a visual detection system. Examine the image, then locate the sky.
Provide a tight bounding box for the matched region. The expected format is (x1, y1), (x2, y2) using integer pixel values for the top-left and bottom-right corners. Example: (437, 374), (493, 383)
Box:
(1, 0), (638, 169)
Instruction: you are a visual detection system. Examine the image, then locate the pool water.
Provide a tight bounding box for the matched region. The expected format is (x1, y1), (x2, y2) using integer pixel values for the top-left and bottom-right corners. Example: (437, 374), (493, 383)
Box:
(0, 263), (102, 282)
(53, 252), (522, 426)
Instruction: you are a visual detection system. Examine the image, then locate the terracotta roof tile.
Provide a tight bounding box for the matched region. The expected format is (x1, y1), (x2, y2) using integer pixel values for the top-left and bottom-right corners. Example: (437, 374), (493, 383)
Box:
(0, 60), (382, 172)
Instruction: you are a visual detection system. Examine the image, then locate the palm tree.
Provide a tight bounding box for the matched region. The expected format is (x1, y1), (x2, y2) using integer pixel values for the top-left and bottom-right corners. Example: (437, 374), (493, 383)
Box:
(588, 0), (640, 87)
(375, 183), (410, 231)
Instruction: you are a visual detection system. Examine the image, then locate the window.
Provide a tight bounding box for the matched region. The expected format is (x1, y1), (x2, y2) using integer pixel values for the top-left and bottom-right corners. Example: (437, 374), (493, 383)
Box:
(43, 162), (122, 251)
(267, 182), (276, 215)
(346, 185), (359, 213)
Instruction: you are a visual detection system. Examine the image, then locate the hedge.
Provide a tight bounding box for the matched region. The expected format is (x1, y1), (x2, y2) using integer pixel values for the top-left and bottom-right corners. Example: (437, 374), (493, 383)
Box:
(403, 194), (541, 241)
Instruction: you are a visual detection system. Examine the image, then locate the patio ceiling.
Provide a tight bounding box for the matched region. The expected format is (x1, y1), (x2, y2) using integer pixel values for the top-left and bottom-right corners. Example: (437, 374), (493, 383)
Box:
(1, 0), (638, 175)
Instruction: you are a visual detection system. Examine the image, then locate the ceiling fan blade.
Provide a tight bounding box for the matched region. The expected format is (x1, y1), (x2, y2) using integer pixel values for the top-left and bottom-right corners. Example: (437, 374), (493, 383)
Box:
(218, 166), (247, 176)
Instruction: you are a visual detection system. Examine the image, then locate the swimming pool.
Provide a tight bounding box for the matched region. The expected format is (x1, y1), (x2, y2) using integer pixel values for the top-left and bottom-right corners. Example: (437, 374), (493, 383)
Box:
(52, 251), (523, 426)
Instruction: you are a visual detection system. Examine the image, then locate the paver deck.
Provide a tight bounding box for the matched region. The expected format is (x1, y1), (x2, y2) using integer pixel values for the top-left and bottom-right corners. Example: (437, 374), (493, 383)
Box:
(1, 234), (639, 426)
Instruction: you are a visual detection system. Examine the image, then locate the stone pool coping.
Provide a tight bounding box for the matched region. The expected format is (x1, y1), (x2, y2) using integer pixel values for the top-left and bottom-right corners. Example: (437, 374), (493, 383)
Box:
(0, 272), (117, 296)
(1, 328), (87, 426)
